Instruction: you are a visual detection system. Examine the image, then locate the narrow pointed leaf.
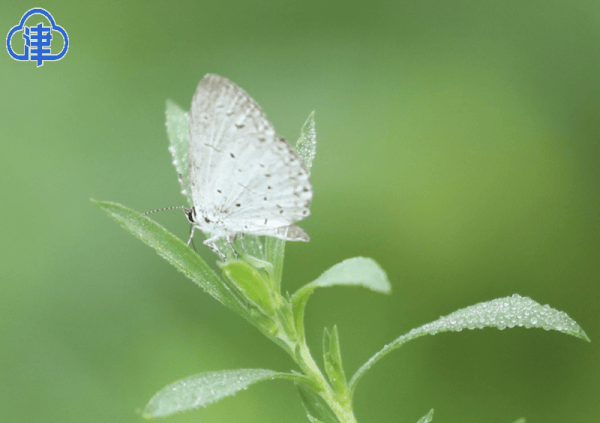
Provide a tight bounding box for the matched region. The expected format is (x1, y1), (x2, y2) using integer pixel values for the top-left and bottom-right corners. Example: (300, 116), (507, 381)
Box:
(417, 409), (434, 423)
(93, 200), (247, 316)
(350, 294), (589, 396)
(295, 111), (317, 172)
(165, 100), (192, 206)
(292, 257), (391, 339)
(323, 326), (348, 396)
(143, 369), (304, 418)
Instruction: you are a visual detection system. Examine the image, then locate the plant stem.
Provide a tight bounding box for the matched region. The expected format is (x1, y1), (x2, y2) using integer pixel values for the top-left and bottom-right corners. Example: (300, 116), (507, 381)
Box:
(262, 255), (358, 423)
(295, 341), (358, 423)
(267, 303), (357, 422)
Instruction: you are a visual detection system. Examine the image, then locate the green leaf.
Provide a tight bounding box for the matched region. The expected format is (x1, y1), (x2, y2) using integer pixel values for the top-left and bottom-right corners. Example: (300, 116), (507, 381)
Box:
(323, 326), (348, 397)
(296, 382), (340, 423)
(349, 294), (589, 396)
(219, 259), (280, 315)
(295, 111), (317, 173)
(239, 251), (275, 284)
(299, 257), (391, 293)
(265, 236), (286, 291)
(416, 409), (434, 423)
(142, 369), (305, 418)
(512, 419), (526, 423)
(292, 257), (391, 339)
(165, 100), (192, 206)
(92, 200), (247, 317)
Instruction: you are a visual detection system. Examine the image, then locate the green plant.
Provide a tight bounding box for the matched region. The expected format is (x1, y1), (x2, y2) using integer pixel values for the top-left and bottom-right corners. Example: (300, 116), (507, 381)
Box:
(93, 101), (589, 423)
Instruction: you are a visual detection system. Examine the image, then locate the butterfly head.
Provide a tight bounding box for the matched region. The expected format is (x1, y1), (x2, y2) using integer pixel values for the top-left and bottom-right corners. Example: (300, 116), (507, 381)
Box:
(184, 207), (197, 224)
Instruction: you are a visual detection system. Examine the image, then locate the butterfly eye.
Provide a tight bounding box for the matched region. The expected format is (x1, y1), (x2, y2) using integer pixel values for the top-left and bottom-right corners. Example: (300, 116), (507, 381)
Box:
(186, 210), (195, 223)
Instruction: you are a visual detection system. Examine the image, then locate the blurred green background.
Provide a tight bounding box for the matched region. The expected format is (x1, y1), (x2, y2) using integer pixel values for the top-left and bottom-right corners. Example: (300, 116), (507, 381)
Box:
(1, 0), (599, 422)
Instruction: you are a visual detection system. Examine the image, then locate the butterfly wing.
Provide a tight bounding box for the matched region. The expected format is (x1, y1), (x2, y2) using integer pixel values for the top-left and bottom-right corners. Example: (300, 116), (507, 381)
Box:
(189, 74), (312, 239)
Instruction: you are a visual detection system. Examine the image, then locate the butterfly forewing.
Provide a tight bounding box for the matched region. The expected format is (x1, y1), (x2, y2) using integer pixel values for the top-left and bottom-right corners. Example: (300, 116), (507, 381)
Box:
(188, 74), (312, 238)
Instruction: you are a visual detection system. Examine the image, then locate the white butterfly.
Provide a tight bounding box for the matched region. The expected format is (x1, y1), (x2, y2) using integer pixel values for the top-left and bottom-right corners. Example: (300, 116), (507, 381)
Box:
(179, 74), (313, 257)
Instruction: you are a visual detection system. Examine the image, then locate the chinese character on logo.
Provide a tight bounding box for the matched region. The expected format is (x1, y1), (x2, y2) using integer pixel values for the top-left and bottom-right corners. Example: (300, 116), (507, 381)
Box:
(6, 8), (69, 67)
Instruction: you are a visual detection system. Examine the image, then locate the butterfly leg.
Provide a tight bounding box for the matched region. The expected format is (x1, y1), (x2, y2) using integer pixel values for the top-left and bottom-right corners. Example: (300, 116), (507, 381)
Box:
(226, 235), (239, 259)
(187, 225), (196, 246)
(202, 235), (228, 261)
(187, 225), (197, 251)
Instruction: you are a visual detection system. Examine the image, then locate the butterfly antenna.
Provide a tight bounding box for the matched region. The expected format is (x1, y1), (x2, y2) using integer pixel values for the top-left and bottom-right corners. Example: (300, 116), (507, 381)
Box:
(143, 206), (188, 215)
(145, 206), (198, 252)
